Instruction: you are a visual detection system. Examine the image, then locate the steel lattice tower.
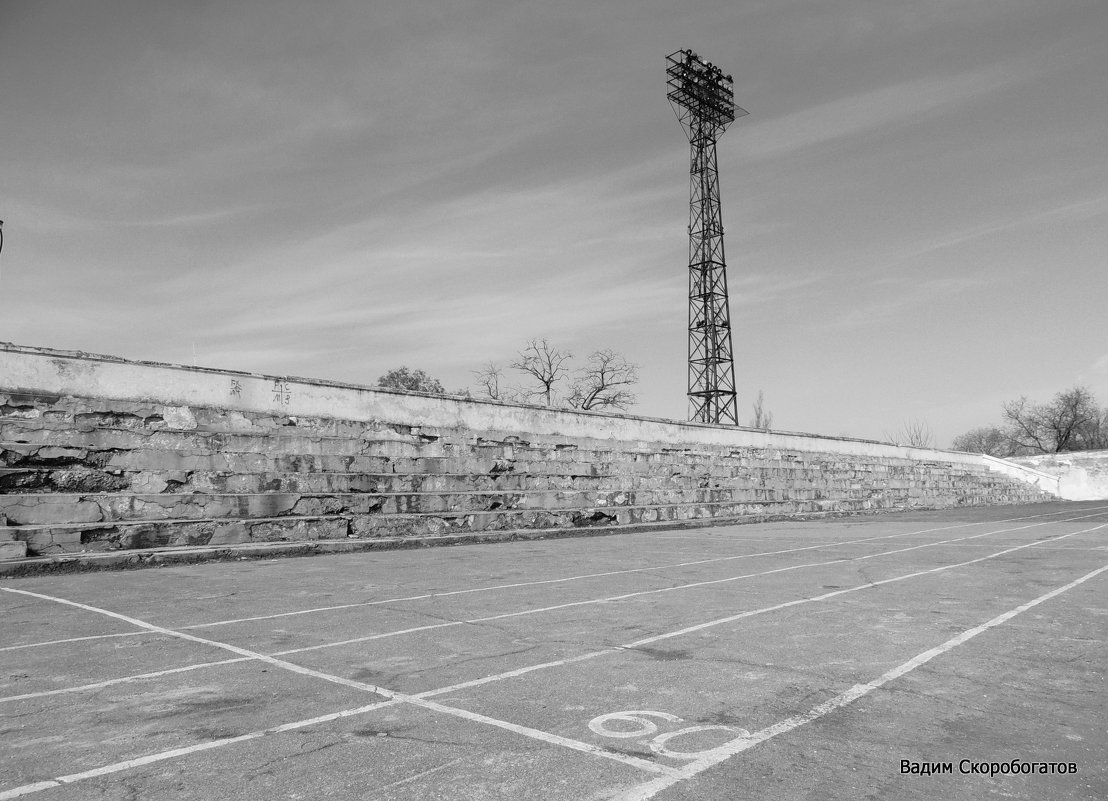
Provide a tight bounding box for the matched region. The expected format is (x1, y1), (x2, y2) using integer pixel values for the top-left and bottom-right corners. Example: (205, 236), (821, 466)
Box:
(666, 49), (747, 425)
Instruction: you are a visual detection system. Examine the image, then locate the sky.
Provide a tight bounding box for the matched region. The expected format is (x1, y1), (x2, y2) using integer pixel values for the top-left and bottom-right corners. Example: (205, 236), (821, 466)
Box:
(2, 0), (1106, 446)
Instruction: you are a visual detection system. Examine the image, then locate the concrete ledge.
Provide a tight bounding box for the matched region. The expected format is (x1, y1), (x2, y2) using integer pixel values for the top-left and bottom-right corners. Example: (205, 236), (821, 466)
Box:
(0, 341), (986, 465)
(0, 505), (930, 577)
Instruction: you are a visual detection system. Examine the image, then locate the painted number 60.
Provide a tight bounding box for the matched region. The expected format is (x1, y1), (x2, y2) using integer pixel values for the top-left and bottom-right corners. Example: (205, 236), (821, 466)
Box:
(588, 710), (749, 760)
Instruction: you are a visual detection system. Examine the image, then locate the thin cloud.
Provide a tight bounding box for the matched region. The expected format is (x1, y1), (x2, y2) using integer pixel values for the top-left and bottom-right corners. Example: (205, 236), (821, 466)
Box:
(728, 272), (825, 308)
(739, 61), (1031, 160)
(823, 274), (990, 330)
(897, 194), (1108, 262)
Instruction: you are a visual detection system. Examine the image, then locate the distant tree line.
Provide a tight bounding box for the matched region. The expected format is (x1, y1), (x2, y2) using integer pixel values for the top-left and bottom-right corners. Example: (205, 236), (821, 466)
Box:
(376, 339), (640, 412)
(378, 339), (778, 426)
(473, 338), (639, 411)
(952, 385), (1108, 456)
(885, 419), (935, 449)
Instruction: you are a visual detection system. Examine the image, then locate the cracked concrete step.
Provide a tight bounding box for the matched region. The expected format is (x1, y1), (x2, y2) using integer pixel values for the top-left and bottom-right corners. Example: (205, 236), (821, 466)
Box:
(0, 399), (486, 439)
(0, 467), (660, 495)
(0, 408), (386, 438)
(0, 486), (819, 525)
(2, 496), (906, 557)
(0, 443), (539, 475)
(9, 506), (883, 575)
(6, 465), (976, 499)
(0, 415), (744, 461)
(3, 441), (980, 483)
(0, 428), (451, 459)
(0, 440), (668, 476)
(2, 515), (350, 555)
(0, 463), (1015, 509)
(0, 463), (1009, 504)
(0, 540), (27, 558)
(0, 518), (27, 558)
(2, 421), (952, 471)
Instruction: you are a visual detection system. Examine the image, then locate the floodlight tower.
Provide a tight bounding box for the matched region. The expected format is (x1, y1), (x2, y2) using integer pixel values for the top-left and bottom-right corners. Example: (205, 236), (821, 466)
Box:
(666, 49), (747, 425)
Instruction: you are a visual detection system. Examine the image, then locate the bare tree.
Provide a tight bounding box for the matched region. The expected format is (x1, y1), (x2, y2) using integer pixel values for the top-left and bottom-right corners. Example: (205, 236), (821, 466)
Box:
(510, 338), (573, 406)
(566, 349), (639, 411)
(472, 362), (507, 401)
(376, 367), (445, 394)
(1083, 407), (1108, 450)
(1003, 386), (1101, 453)
(885, 418), (934, 448)
(748, 390), (773, 430)
(951, 426), (1014, 457)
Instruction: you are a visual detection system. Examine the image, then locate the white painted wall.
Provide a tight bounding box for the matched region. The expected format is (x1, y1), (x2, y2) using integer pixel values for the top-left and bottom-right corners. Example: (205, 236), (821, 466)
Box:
(980, 455), (1062, 497)
(1009, 451), (1108, 501)
(0, 343), (1046, 485)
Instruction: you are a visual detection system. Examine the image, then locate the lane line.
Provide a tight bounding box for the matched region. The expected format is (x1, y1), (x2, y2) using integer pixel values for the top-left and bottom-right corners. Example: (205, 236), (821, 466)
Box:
(9, 505), (1102, 655)
(413, 522), (1108, 700)
(0, 631), (148, 653)
(402, 696), (681, 777)
(610, 562), (1108, 800)
(0, 594), (676, 784)
(5, 513), (1105, 705)
(170, 506), (1108, 631)
(0, 657), (251, 704)
(0, 699), (402, 801)
(624, 524), (1108, 649)
(0, 586), (404, 695)
(266, 513), (1108, 654)
(175, 523), (1015, 627)
(0, 524), (991, 653)
(1, 522), (1102, 797)
(367, 758), (467, 794)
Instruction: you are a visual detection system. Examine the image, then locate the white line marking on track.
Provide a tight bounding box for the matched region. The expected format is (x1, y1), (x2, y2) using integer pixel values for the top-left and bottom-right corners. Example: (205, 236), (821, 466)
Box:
(0, 631), (148, 653)
(174, 506), (1108, 630)
(622, 523), (1108, 650)
(401, 519), (1105, 706)
(0, 596), (676, 790)
(2, 520), (1104, 798)
(408, 696), (682, 777)
(0, 587), (404, 699)
(368, 757), (467, 794)
(8, 505), (1106, 656)
(174, 523), (990, 628)
(0, 657), (251, 704)
(408, 523), (1108, 702)
(0, 699), (402, 801)
(609, 561), (1108, 800)
(270, 513), (1108, 656)
(5, 512), (1106, 707)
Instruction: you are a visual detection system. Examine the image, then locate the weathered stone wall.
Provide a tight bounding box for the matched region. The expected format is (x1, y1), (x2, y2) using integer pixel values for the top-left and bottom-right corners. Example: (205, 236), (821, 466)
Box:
(0, 344), (1057, 560)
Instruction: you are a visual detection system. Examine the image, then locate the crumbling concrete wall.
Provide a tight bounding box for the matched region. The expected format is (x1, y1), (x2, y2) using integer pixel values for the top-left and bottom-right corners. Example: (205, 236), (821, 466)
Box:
(0, 343), (1057, 559)
(1009, 450), (1108, 501)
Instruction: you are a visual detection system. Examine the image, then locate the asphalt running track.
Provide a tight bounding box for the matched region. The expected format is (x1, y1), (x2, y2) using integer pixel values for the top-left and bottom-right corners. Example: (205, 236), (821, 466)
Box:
(2, 501), (1106, 801)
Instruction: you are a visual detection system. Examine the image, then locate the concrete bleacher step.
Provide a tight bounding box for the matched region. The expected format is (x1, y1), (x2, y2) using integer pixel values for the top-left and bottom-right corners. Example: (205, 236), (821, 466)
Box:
(1, 439), (614, 477)
(1, 495), (895, 556)
(0, 486), (819, 526)
(4, 416), (882, 470)
(0, 430), (448, 459)
(4, 457), (869, 494)
(0, 526), (27, 558)
(3, 438), (961, 484)
(7, 466), (945, 506)
(0, 406), (1037, 483)
(0, 466), (684, 495)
